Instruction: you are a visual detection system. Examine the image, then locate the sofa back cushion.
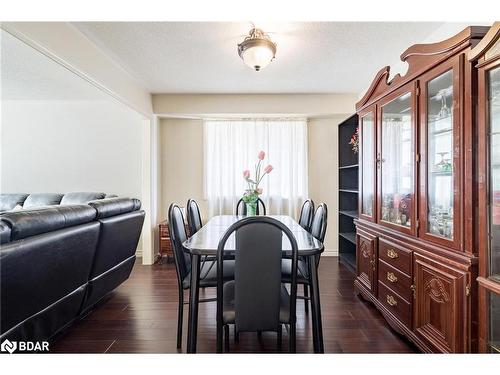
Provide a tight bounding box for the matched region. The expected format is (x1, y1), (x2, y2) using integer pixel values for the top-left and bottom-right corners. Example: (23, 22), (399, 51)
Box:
(1, 205), (97, 241)
(0, 194), (29, 212)
(0, 222), (11, 244)
(60, 192), (106, 205)
(88, 197), (140, 219)
(23, 193), (64, 209)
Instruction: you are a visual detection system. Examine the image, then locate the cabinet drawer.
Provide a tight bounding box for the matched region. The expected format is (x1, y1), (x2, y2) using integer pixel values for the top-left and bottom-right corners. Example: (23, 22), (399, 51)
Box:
(378, 281), (411, 328)
(379, 238), (412, 274)
(378, 260), (412, 302)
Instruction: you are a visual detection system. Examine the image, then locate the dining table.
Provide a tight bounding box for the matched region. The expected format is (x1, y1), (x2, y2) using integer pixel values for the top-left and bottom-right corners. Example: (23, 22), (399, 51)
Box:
(182, 214), (325, 353)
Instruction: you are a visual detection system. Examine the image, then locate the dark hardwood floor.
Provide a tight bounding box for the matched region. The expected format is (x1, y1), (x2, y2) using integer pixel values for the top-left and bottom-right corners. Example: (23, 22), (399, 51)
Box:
(50, 257), (418, 353)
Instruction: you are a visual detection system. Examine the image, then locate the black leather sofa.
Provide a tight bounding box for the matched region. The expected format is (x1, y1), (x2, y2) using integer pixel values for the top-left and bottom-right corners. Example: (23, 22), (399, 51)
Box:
(0, 194), (145, 343)
(0, 191), (111, 213)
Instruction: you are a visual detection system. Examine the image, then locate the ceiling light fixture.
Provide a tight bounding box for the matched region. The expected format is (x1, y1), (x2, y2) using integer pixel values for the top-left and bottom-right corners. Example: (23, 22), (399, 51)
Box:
(238, 27), (276, 72)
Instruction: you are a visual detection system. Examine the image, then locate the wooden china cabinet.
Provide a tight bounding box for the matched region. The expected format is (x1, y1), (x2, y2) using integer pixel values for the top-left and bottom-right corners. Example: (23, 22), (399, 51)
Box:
(468, 22), (500, 353)
(354, 26), (489, 353)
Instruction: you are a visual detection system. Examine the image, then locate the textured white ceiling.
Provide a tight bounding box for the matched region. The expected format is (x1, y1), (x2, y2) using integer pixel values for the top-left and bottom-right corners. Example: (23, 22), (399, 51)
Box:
(72, 22), (445, 94)
(1, 29), (110, 100)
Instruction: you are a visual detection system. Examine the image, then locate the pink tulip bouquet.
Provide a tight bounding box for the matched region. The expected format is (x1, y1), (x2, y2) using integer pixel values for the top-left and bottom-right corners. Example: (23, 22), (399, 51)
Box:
(241, 151), (273, 215)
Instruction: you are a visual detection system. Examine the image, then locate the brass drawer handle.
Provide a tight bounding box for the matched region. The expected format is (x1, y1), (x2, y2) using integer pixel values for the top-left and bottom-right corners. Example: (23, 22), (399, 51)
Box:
(387, 272), (398, 283)
(387, 295), (397, 306)
(387, 249), (399, 259)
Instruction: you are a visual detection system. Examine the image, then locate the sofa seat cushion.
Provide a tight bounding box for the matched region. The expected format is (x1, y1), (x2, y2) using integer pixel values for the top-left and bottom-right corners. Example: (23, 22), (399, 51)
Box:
(60, 192), (106, 205)
(1, 205), (97, 241)
(23, 193), (63, 209)
(0, 194), (29, 212)
(0, 222), (99, 337)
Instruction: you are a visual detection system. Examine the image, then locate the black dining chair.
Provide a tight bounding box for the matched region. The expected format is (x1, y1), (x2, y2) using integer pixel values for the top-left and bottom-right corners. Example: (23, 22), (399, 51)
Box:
(216, 216), (299, 353)
(298, 199), (315, 232)
(186, 199), (203, 235)
(281, 203), (328, 313)
(235, 197), (267, 215)
(186, 198), (217, 273)
(168, 203), (235, 349)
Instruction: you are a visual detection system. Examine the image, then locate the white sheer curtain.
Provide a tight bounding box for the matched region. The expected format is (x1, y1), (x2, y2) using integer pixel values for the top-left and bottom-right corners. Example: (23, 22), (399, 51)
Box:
(203, 118), (308, 218)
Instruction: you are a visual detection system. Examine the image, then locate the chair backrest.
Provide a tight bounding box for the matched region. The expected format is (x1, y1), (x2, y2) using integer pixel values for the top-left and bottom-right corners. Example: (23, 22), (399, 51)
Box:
(235, 198), (267, 215)
(186, 199), (203, 235)
(168, 204), (191, 285)
(217, 217), (298, 333)
(298, 199), (315, 231)
(311, 203), (328, 243)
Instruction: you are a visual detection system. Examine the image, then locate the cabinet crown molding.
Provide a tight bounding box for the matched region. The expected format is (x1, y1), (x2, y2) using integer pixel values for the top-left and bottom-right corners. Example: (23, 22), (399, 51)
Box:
(468, 22), (500, 63)
(356, 25), (489, 111)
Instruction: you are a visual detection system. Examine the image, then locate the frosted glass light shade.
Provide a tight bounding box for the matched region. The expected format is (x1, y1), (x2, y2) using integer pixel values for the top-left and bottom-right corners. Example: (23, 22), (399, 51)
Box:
(238, 29), (276, 71)
(240, 44), (275, 71)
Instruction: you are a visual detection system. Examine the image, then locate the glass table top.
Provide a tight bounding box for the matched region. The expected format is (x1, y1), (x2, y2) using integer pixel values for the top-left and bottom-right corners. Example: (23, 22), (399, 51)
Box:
(183, 215), (324, 256)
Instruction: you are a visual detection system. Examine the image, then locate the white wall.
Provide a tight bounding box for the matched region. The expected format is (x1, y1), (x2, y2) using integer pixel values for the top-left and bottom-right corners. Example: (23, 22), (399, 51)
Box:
(159, 118), (205, 220)
(308, 116), (349, 255)
(1, 99), (143, 198)
(153, 94), (357, 117)
(159, 114), (352, 255)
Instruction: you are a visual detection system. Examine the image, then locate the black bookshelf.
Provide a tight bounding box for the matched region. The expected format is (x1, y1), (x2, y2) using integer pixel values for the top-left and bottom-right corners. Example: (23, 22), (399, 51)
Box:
(338, 114), (359, 273)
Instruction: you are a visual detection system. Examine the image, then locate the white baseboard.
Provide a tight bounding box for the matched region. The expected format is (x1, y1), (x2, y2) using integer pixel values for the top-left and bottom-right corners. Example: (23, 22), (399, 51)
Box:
(321, 248), (338, 257)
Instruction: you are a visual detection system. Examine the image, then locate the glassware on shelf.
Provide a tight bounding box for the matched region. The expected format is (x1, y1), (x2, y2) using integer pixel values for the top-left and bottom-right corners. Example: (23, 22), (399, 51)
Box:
(381, 193), (412, 227)
(428, 206), (454, 238)
(434, 152), (451, 172)
(436, 87), (452, 120)
(442, 158), (452, 172)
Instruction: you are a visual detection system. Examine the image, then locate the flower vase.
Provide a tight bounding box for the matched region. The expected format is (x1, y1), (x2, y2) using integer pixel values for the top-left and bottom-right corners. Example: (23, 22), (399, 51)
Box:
(246, 202), (257, 216)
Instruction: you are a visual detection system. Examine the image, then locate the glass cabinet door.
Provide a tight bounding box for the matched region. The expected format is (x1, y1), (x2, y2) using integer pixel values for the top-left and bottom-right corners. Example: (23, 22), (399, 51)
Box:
(361, 112), (375, 219)
(487, 65), (500, 354)
(489, 292), (500, 353)
(425, 70), (455, 241)
(489, 65), (500, 282)
(380, 92), (414, 231)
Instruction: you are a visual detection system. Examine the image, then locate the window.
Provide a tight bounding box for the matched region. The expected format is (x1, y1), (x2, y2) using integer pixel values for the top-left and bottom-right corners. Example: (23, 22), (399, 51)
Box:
(203, 118), (308, 217)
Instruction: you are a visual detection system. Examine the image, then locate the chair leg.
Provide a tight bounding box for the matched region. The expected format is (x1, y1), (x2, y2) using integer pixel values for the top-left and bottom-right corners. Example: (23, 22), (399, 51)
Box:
(224, 325), (230, 352)
(289, 323), (296, 353)
(234, 326), (239, 343)
(304, 284), (309, 313)
(176, 289), (184, 349)
(257, 331), (262, 339)
(277, 324), (282, 352)
(216, 320), (223, 353)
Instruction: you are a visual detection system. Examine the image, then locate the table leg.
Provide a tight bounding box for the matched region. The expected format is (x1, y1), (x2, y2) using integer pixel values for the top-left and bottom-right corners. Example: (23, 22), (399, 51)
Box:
(187, 254), (201, 353)
(308, 255), (324, 353)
